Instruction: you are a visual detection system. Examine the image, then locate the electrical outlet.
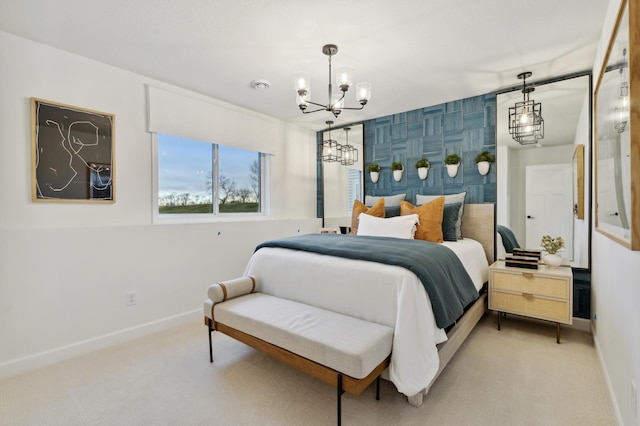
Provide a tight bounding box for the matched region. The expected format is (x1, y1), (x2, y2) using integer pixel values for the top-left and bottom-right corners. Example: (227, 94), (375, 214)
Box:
(126, 291), (137, 306)
(632, 380), (638, 421)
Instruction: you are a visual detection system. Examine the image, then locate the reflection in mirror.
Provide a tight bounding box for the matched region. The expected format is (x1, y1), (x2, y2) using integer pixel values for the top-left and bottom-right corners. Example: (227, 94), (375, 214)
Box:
(321, 123), (364, 230)
(496, 74), (591, 269)
(595, 2), (635, 247)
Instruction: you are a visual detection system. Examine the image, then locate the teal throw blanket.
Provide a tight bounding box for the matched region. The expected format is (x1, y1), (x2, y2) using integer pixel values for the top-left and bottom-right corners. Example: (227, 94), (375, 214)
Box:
(255, 234), (478, 329)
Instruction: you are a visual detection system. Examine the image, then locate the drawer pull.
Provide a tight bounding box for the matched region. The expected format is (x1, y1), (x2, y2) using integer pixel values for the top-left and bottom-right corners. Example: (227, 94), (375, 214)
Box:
(522, 272), (534, 279)
(522, 293), (534, 299)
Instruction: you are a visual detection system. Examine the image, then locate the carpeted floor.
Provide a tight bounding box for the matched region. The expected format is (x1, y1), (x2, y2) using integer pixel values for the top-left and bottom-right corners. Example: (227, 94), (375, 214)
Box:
(0, 312), (616, 425)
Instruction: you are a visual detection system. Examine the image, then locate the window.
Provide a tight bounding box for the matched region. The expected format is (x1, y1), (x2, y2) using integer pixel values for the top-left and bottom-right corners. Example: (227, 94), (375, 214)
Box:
(157, 133), (263, 216)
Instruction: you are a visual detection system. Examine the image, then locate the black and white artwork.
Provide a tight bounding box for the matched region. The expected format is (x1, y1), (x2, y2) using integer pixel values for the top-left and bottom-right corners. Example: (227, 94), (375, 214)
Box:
(31, 98), (115, 202)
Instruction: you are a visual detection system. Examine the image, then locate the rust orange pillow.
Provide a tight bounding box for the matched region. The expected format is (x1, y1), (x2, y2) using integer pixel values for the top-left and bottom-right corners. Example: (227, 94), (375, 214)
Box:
(350, 198), (385, 235)
(400, 197), (445, 242)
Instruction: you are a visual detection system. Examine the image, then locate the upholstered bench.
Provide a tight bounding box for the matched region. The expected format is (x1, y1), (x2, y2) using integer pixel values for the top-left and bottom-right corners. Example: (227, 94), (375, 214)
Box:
(204, 277), (393, 426)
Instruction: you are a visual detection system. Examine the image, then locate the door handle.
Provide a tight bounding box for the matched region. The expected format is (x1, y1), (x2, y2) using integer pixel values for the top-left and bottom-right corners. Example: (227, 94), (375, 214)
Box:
(527, 215), (534, 219)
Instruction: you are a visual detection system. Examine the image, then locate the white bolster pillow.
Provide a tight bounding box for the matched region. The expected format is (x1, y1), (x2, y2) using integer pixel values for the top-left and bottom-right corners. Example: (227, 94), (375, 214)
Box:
(207, 276), (256, 303)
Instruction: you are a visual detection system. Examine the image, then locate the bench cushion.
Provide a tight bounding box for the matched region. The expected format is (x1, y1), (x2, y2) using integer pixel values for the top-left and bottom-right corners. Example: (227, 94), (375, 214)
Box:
(213, 293), (393, 379)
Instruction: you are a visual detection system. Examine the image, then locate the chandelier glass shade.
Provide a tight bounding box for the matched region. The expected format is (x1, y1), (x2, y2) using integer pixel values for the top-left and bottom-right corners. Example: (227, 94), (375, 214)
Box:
(295, 44), (371, 118)
(508, 72), (544, 145)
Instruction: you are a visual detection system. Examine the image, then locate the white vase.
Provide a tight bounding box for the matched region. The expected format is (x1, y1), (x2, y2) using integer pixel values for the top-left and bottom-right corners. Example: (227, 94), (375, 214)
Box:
(418, 167), (429, 180)
(370, 171), (379, 183)
(477, 161), (490, 176)
(393, 169), (403, 182)
(543, 253), (562, 267)
(446, 163), (459, 178)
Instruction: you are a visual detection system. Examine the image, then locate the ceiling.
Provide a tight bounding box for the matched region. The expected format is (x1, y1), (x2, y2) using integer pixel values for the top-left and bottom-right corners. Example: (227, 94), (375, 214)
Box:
(0, 0), (608, 131)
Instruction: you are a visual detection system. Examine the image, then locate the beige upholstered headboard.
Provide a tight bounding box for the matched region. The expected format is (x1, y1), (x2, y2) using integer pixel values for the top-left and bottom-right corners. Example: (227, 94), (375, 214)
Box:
(460, 203), (495, 265)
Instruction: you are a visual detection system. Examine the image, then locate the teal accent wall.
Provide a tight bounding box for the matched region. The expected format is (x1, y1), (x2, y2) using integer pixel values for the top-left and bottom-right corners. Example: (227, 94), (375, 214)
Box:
(363, 93), (496, 204)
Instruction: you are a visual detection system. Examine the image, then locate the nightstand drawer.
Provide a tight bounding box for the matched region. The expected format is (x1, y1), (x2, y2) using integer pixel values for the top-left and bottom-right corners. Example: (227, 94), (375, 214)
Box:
(491, 270), (568, 298)
(491, 290), (571, 323)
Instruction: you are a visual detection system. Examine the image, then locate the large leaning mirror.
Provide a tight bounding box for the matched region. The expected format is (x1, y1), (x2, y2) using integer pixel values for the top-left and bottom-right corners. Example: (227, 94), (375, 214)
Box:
(496, 73), (592, 269)
(320, 123), (364, 230)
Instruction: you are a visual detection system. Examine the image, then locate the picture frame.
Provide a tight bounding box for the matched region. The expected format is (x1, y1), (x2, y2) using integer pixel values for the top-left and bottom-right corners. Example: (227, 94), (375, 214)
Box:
(31, 98), (115, 203)
(572, 144), (584, 220)
(594, 0), (639, 250)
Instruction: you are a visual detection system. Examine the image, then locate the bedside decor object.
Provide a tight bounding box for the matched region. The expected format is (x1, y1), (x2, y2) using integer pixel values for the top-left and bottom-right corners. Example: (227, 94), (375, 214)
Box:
(415, 158), (430, 180)
(391, 161), (404, 181)
(31, 98), (115, 202)
(294, 44), (372, 118)
(474, 150), (494, 176)
(594, 0), (639, 251)
(367, 163), (380, 183)
(540, 235), (564, 267)
(444, 154), (461, 178)
(508, 71), (544, 145)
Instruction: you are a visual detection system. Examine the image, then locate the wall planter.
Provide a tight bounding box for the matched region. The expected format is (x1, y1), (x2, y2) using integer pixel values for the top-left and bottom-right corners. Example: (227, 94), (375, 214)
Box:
(415, 158), (430, 180)
(391, 161), (404, 182)
(444, 154), (461, 178)
(418, 167), (429, 180)
(477, 161), (490, 176)
(474, 150), (495, 176)
(367, 163), (381, 183)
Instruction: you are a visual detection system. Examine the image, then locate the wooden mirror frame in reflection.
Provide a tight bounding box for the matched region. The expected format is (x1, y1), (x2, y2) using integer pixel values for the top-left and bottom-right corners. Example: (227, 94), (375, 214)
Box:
(496, 72), (592, 269)
(594, 0), (640, 251)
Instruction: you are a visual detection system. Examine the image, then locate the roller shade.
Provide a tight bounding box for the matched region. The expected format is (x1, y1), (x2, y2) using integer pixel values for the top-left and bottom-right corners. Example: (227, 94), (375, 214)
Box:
(147, 85), (280, 155)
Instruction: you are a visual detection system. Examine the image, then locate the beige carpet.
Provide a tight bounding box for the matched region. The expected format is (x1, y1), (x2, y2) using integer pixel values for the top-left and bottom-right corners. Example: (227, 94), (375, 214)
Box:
(0, 312), (615, 425)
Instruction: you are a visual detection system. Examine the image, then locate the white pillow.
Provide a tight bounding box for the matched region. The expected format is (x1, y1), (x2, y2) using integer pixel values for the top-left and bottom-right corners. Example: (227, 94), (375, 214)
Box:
(356, 213), (419, 239)
(416, 192), (466, 239)
(365, 193), (406, 207)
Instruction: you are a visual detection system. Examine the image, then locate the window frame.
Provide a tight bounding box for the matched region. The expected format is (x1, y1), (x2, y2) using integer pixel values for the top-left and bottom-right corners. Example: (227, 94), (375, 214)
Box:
(151, 133), (269, 224)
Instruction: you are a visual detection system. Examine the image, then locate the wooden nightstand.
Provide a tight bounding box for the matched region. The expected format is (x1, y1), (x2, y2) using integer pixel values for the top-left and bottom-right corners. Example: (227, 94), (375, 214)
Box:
(489, 260), (573, 343)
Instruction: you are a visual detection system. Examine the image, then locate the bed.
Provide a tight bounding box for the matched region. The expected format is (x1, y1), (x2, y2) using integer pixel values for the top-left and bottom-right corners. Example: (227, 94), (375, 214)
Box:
(242, 203), (495, 406)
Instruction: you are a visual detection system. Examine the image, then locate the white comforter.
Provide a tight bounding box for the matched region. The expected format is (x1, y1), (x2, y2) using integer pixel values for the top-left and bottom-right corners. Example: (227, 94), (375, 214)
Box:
(242, 238), (488, 397)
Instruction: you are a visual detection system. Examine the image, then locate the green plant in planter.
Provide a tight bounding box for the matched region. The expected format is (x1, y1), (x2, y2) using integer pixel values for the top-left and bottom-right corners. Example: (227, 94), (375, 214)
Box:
(367, 163), (381, 173)
(444, 153), (461, 165)
(391, 161), (404, 171)
(474, 150), (495, 163)
(415, 158), (430, 168)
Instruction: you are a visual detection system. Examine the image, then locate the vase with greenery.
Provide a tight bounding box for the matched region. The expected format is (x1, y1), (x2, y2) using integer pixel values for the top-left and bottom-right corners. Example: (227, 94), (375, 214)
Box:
(541, 235), (564, 267)
(415, 158), (430, 180)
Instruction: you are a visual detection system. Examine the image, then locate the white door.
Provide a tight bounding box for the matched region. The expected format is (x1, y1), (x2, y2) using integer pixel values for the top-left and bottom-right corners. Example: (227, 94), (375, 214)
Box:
(525, 164), (573, 258)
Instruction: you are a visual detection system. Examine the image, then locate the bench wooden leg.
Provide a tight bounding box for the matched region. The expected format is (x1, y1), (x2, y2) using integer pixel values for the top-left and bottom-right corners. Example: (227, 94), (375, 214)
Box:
(208, 322), (213, 363)
(376, 375), (381, 400)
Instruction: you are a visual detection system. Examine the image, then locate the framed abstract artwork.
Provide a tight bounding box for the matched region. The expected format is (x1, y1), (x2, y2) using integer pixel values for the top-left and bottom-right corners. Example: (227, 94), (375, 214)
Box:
(31, 98), (115, 202)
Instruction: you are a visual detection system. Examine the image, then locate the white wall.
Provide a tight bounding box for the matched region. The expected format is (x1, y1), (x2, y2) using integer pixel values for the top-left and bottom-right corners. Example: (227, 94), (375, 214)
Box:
(0, 32), (320, 377)
(506, 144), (575, 244)
(591, 1), (640, 425)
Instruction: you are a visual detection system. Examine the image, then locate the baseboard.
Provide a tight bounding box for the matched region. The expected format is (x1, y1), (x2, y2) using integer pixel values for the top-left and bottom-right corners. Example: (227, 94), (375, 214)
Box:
(0, 308), (201, 380)
(592, 323), (624, 426)
(568, 317), (591, 332)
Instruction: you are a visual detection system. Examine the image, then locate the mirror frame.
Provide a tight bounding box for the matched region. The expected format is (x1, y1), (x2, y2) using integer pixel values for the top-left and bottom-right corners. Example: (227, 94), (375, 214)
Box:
(496, 71), (593, 270)
(594, 0), (640, 250)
